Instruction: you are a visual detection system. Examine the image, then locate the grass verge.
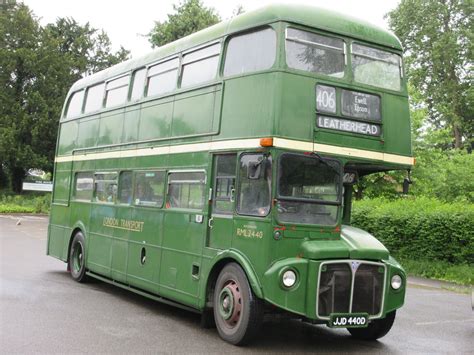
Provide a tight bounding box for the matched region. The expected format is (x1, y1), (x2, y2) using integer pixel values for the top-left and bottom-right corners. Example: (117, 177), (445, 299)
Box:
(399, 257), (473, 286)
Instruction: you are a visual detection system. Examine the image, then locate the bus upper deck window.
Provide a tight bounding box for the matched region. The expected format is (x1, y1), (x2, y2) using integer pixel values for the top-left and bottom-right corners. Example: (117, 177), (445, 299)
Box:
(181, 43), (220, 88)
(65, 90), (84, 118)
(84, 83), (105, 114)
(130, 68), (146, 101)
(285, 28), (345, 78)
(224, 28), (276, 77)
(105, 75), (129, 108)
(147, 58), (179, 97)
(352, 43), (402, 91)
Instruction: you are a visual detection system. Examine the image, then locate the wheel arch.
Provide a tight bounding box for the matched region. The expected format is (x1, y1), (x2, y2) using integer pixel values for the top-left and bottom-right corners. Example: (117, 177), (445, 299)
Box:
(199, 250), (263, 310)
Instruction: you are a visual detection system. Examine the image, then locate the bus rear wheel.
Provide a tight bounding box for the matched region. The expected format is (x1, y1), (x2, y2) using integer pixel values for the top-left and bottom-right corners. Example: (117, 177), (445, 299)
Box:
(347, 311), (396, 340)
(68, 232), (88, 283)
(213, 263), (263, 345)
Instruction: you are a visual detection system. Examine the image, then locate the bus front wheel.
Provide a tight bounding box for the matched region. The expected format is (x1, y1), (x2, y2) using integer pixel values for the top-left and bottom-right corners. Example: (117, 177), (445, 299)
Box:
(213, 263), (263, 345)
(68, 232), (88, 283)
(347, 311), (396, 340)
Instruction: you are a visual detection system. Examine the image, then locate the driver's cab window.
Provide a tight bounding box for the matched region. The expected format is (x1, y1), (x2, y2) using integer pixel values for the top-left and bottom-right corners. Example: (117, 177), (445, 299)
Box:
(237, 154), (272, 216)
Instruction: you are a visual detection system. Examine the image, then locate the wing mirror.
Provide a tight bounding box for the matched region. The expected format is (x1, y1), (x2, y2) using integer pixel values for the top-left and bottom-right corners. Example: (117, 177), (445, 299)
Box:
(247, 156), (269, 180)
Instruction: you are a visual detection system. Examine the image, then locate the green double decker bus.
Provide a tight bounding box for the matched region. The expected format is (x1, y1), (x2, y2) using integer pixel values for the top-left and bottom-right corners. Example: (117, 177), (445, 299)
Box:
(47, 4), (413, 345)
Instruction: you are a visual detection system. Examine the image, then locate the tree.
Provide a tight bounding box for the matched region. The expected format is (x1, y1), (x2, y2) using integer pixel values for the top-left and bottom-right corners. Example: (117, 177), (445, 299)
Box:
(148, 0), (220, 48)
(0, 2), (130, 192)
(0, 2), (46, 192)
(386, 0), (473, 150)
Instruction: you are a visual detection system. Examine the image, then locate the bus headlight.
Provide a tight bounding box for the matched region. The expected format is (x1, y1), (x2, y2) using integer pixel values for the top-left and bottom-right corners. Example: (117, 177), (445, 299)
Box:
(391, 275), (402, 290)
(282, 270), (297, 288)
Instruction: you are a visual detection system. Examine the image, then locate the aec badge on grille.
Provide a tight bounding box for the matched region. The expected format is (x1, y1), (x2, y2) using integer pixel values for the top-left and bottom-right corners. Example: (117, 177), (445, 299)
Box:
(351, 261), (360, 272)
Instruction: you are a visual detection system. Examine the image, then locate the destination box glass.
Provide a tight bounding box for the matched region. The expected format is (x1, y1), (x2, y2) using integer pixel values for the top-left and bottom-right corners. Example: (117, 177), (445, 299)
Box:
(341, 89), (381, 121)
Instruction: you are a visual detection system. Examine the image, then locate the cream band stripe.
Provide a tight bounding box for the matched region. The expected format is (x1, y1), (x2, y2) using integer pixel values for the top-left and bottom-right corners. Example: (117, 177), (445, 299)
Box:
(55, 138), (414, 165)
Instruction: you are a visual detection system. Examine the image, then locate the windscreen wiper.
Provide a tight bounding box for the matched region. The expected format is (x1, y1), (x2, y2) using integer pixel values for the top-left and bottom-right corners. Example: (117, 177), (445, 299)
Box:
(308, 152), (340, 175)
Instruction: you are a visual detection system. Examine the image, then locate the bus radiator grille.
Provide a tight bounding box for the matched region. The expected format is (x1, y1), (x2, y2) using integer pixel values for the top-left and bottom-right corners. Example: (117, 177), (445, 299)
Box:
(317, 261), (385, 318)
(352, 264), (384, 315)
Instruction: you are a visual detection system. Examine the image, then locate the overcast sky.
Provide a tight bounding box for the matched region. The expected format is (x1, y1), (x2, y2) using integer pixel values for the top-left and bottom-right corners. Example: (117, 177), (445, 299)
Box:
(23, 0), (400, 58)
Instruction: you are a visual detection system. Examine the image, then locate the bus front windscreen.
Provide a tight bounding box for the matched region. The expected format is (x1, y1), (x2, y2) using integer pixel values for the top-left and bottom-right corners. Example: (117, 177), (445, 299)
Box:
(277, 153), (341, 225)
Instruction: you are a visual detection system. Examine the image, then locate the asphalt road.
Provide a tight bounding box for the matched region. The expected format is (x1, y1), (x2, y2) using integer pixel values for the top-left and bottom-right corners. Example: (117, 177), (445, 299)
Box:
(1, 215), (472, 354)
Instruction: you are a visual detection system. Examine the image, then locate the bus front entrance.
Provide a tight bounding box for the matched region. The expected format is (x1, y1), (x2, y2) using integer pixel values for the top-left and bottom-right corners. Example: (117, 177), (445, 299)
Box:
(207, 154), (237, 250)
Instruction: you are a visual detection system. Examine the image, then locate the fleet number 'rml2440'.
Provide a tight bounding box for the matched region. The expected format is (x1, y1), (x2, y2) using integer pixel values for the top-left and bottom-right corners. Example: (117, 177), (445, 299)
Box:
(236, 228), (263, 239)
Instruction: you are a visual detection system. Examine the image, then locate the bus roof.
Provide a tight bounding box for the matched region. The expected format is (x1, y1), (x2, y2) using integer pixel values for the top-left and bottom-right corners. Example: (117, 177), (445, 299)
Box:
(69, 3), (402, 92)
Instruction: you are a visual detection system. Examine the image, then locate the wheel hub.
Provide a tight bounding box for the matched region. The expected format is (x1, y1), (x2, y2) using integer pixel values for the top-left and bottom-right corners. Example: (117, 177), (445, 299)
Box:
(73, 244), (83, 272)
(218, 280), (242, 327)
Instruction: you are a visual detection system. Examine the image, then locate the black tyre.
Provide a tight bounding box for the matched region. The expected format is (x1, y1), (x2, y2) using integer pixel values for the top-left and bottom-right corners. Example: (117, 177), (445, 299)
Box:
(68, 232), (88, 283)
(347, 311), (396, 340)
(200, 308), (216, 329)
(213, 263), (263, 345)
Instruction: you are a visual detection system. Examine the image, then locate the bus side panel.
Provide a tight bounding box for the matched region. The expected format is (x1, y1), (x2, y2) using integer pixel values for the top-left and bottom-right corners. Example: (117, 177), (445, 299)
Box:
(276, 73), (314, 141)
(381, 93), (412, 157)
(48, 162), (73, 261)
(122, 107), (140, 143)
(172, 84), (222, 137)
(87, 203), (114, 277)
(126, 207), (163, 294)
(219, 73), (277, 139)
(160, 210), (206, 307)
(98, 109), (124, 146)
(111, 204), (130, 284)
(231, 216), (272, 284)
(48, 205), (71, 261)
(57, 121), (78, 155)
(68, 200), (91, 258)
(138, 98), (173, 141)
(76, 116), (99, 149)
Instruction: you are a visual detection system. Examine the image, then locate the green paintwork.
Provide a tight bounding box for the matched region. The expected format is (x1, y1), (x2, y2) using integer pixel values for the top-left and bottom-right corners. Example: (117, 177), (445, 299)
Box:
(204, 247), (264, 300)
(262, 257), (309, 315)
(383, 256), (406, 313)
(340, 225), (390, 260)
(48, 4), (409, 325)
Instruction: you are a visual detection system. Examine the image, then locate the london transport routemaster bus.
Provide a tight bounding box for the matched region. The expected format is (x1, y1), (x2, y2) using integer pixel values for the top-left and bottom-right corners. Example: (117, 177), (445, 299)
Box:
(47, 4), (414, 345)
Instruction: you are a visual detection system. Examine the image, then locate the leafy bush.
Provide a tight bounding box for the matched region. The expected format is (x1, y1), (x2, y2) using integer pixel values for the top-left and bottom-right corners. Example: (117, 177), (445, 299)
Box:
(356, 149), (474, 203)
(411, 149), (474, 203)
(0, 193), (51, 214)
(352, 197), (474, 264)
(0, 204), (35, 213)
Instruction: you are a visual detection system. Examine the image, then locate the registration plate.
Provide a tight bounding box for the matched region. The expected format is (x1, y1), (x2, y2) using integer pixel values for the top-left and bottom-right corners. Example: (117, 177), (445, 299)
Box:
(329, 313), (368, 328)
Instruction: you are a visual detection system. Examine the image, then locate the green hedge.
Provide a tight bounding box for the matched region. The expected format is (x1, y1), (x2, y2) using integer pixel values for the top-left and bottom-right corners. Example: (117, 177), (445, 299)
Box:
(0, 193), (51, 214)
(352, 197), (474, 264)
(0, 204), (35, 213)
